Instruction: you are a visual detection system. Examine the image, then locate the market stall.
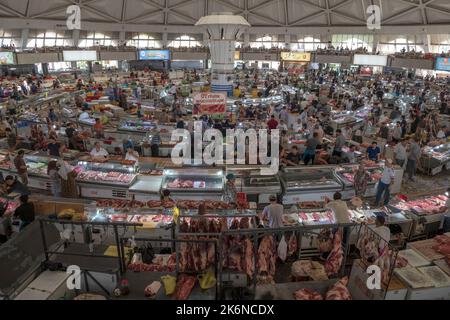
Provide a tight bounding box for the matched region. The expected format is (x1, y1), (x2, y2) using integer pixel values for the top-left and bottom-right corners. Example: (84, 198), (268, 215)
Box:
(280, 166), (344, 204)
(161, 168), (224, 201)
(76, 161), (138, 199)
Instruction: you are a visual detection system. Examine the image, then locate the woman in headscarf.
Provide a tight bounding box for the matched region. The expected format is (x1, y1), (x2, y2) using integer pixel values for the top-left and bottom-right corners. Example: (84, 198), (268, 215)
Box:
(354, 164), (370, 198)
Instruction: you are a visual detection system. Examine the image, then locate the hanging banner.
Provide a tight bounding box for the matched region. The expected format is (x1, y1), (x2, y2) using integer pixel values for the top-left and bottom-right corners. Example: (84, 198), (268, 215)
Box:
(193, 92), (226, 114)
(280, 52), (311, 62)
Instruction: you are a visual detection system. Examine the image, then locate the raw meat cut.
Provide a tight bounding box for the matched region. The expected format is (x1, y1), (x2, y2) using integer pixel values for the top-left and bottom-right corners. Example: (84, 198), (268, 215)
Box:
(288, 233), (297, 257)
(325, 277), (352, 300)
(294, 288), (323, 300)
(324, 232), (343, 276)
(173, 274), (196, 300)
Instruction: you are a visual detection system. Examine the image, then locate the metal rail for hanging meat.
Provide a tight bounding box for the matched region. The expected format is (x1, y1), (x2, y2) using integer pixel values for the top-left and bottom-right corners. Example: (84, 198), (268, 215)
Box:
(216, 222), (357, 299)
(119, 236), (219, 300)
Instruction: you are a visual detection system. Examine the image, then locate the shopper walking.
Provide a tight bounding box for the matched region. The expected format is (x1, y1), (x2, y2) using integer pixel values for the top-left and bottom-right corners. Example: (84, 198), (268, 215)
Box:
(354, 164), (370, 198)
(303, 132), (320, 165)
(393, 139), (407, 167)
(261, 195), (284, 228)
(14, 150), (28, 186)
(13, 195), (35, 231)
(47, 160), (61, 197)
(375, 159), (395, 207)
(405, 137), (421, 182)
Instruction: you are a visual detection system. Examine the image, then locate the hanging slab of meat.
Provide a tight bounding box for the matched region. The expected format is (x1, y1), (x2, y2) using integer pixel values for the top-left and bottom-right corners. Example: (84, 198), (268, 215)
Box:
(173, 274), (196, 300)
(325, 233), (344, 276)
(288, 233), (298, 257)
(243, 238), (255, 278)
(294, 288), (323, 300)
(325, 277), (352, 300)
(207, 242), (216, 265)
(179, 242), (189, 272)
(258, 236), (276, 276)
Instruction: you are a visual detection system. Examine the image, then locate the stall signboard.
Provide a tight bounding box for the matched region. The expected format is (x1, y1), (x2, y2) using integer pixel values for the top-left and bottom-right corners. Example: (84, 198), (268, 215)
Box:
(63, 50), (97, 61)
(359, 67), (373, 77)
(139, 50), (170, 61)
(435, 57), (450, 72)
(0, 52), (15, 65)
(193, 92), (226, 114)
(353, 54), (388, 66)
(280, 52), (311, 62)
(234, 51), (241, 60)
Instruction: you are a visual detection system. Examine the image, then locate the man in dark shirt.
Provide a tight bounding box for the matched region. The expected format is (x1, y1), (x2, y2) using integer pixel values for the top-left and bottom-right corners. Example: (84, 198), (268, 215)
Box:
(303, 132), (320, 165)
(47, 138), (62, 157)
(6, 128), (17, 150)
(14, 195), (35, 231)
(285, 146), (301, 166)
(176, 116), (185, 129)
(366, 142), (381, 162)
(65, 123), (76, 149)
(5, 175), (30, 196)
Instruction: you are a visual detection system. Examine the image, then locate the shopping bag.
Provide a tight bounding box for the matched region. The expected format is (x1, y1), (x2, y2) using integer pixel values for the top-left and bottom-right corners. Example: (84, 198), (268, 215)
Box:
(161, 275), (177, 296)
(197, 269), (217, 290)
(277, 236), (288, 262)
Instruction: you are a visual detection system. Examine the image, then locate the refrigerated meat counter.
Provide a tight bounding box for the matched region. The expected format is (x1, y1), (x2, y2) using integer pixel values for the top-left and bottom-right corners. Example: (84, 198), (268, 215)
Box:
(161, 168), (224, 201)
(0, 153), (60, 193)
(280, 166), (344, 204)
(226, 165), (282, 204)
(76, 161), (138, 199)
(421, 142), (450, 176)
(334, 162), (404, 197)
(128, 175), (163, 201)
(117, 119), (157, 135)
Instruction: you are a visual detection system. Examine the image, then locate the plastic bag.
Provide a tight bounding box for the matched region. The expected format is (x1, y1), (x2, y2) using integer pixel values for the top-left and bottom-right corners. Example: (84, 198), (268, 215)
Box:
(277, 236), (288, 262)
(197, 269), (216, 290)
(161, 275), (177, 296)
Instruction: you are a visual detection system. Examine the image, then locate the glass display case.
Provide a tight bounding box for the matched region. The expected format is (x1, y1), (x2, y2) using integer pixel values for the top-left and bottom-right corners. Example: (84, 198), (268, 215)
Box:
(421, 143), (450, 175)
(161, 168), (224, 200)
(118, 119), (157, 133)
(76, 161), (138, 187)
(281, 166), (344, 204)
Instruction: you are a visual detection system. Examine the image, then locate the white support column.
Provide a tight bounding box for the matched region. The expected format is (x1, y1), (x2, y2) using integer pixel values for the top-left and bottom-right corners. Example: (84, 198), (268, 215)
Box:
(72, 29), (80, 47)
(372, 33), (380, 53)
(284, 34), (291, 50)
(243, 33), (250, 47)
(423, 34), (431, 53)
(162, 32), (168, 48)
(119, 31), (126, 46)
(20, 28), (29, 50)
(202, 32), (209, 47)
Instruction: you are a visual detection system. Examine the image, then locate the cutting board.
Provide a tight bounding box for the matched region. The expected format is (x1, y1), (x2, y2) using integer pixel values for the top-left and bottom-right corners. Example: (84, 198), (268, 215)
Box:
(398, 249), (432, 268)
(395, 267), (435, 289)
(418, 266), (450, 288)
(408, 239), (445, 261)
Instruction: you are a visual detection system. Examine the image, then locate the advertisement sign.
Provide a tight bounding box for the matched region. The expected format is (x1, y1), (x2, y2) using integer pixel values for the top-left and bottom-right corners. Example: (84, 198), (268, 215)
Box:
(193, 92), (226, 114)
(280, 52), (311, 62)
(435, 57), (450, 72)
(359, 67), (373, 77)
(139, 50), (170, 61)
(0, 52), (15, 65)
(63, 50), (97, 61)
(234, 51), (241, 60)
(353, 54), (388, 66)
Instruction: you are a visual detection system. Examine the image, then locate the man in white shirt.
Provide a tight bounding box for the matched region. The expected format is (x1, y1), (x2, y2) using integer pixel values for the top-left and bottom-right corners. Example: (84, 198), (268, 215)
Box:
(325, 192), (351, 224)
(277, 119), (288, 131)
(393, 139), (407, 167)
(90, 142), (109, 161)
(292, 118), (303, 132)
(375, 159), (395, 207)
(372, 215), (391, 252)
(261, 195), (284, 228)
